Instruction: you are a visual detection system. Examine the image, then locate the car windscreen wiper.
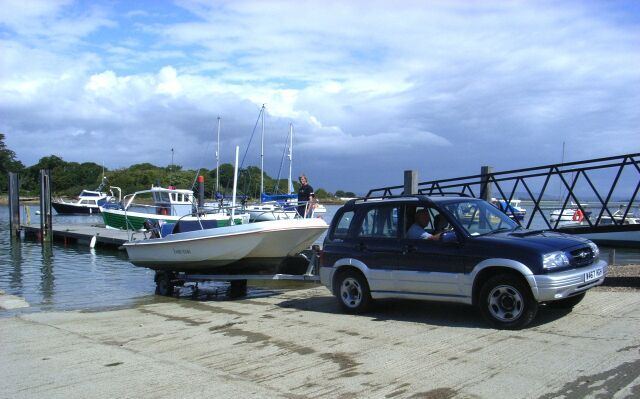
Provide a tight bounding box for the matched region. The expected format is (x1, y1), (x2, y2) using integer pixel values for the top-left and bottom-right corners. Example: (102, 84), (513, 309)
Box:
(481, 227), (512, 236)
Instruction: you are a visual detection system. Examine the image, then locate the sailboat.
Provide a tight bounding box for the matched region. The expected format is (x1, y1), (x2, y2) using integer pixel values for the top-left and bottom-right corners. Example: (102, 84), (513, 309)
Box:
(123, 146), (329, 274)
(243, 107), (325, 221)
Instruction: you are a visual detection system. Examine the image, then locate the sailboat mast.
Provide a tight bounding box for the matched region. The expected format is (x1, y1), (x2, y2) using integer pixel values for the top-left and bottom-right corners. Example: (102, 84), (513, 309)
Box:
(260, 104), (265, 200)
(288, 123), (293, 195)
(216, 116), (221, 195)
(231, 145), (239, 220)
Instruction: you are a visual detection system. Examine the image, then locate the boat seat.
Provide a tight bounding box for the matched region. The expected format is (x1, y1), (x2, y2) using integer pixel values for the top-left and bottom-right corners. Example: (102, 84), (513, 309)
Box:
(160, 223), (175, 237)
(171, 219), (224, 234)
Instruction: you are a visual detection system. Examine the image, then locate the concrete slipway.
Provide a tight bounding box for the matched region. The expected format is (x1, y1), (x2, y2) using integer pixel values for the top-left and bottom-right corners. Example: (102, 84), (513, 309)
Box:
(1, 286), (639, 399)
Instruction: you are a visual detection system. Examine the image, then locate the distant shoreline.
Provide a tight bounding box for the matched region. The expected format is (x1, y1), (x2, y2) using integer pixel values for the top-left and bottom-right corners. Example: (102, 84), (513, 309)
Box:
(0, 195), (348, 206)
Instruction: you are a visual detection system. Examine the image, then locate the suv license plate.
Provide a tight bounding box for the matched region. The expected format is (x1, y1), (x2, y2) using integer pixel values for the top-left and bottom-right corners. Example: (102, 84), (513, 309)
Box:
(584, 268), (603, 283)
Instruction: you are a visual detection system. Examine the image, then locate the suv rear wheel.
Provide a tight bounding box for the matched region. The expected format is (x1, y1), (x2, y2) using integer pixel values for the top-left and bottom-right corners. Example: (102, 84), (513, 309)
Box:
(336, 270), (371, 313)
(479, 274), (538, 330)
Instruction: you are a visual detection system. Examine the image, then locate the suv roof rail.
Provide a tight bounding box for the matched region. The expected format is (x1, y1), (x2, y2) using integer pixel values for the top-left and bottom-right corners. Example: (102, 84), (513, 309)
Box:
(359, 194), (426, 201)
(362, 191), (471, 200)
(416, 191), (471, 197)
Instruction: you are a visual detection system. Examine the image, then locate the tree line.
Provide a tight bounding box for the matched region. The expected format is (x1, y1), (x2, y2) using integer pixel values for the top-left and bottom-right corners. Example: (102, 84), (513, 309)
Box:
(0, 134), (355, 200)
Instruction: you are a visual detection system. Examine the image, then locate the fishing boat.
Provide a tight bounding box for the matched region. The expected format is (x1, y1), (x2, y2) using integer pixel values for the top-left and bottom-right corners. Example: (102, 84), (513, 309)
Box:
(123, 146), (329, 274)
(100, 186), (248, 230)
(52, 178), (121, 215)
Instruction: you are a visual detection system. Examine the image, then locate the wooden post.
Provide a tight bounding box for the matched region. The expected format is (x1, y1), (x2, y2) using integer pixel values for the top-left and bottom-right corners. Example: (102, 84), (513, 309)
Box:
(480, 166), (494, 202)
(8, 172), (20, 237)
(197, 175), (205, 209)
(404, 170), (418, 195)
(39, 169), (53, 241)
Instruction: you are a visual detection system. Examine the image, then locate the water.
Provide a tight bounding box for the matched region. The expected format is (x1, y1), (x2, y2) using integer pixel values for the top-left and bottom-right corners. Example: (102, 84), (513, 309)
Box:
(1, 203), (637, 317)
(0, 204), (341, 316)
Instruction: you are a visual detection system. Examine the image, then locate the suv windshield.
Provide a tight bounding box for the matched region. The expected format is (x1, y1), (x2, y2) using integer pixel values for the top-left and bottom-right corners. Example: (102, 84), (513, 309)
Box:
(443, 199), (517, 236)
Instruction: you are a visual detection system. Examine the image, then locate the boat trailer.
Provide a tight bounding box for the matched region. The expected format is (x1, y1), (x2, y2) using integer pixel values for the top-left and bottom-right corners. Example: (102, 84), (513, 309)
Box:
(152, 247), (321, 298)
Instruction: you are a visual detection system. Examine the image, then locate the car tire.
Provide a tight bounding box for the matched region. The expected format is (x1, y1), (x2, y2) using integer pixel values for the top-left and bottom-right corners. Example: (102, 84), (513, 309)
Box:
(479, 274), (538, 330)
(336, 270), (372, 314)
(547, 292), (586, 309)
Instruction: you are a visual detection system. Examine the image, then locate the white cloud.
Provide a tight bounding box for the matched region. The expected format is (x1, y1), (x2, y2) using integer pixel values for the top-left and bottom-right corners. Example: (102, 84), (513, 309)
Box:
(0, 0), (638, 194)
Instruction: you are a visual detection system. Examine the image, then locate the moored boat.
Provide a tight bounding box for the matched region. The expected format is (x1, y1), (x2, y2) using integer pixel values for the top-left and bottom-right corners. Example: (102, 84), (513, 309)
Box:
(101, 186), (248, 230)
(52, 179), (121, 215)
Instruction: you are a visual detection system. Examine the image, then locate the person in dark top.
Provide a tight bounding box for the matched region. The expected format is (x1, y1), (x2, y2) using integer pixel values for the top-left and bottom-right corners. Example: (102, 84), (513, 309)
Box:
(297, 174), (315, 217)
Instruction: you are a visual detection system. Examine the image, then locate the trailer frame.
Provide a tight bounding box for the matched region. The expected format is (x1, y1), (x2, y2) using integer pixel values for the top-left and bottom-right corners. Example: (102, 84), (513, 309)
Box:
(152, 247), (321, 297)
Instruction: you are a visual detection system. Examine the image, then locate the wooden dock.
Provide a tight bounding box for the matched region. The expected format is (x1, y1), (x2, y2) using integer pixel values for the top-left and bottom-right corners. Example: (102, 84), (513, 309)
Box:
(20, 223), (131, 249)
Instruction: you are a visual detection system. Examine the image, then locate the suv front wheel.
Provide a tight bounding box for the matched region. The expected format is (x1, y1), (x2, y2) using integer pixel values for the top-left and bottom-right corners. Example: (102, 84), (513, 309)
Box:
(336, 270), (372, 314)
(479, 274), (538, 329)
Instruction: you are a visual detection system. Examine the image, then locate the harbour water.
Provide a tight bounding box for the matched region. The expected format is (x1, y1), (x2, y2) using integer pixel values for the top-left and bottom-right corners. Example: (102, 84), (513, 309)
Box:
(1, 203), (637, 317)
(0, 205), (341, 316)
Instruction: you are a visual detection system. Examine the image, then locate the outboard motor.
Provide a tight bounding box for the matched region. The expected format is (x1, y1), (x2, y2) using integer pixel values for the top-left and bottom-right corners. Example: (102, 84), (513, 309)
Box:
(143, 219), (161, 238)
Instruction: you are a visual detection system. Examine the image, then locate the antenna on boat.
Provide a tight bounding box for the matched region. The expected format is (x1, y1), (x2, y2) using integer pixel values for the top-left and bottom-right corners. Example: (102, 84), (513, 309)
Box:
(288, 123), (294, 195)
(216, 116), (221, 196)
(260, 104), (265, 201)
(170, 148), (175, 186)
(231, 145), (240, 221)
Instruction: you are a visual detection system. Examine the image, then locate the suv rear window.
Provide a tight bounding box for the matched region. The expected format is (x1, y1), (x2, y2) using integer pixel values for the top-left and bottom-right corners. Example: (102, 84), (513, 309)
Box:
(332, 210), (354, 239)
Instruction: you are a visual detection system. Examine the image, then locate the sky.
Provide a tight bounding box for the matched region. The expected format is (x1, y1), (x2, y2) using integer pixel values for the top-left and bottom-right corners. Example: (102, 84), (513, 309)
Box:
(1, 0), (639, 195)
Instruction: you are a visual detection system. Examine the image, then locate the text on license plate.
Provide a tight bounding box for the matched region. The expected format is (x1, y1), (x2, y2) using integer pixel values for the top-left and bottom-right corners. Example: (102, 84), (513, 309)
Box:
(584, 268), (603, 283)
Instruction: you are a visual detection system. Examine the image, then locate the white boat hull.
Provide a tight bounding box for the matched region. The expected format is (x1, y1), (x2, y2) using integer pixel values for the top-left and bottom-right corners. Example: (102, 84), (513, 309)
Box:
(124, 218), (328, 274)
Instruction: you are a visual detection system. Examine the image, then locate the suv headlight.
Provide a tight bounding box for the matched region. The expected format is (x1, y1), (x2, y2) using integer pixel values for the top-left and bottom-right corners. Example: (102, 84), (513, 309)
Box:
(542, 251), (570, 270)
(587, 241), (600, 260)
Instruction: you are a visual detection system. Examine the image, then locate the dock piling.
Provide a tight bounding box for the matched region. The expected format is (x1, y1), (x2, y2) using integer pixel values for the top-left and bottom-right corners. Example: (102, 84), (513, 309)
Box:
(8, 172), (20, 237)
(404, 170), (418, 195)
(480, 166), (494, 202)
(39, 169), (53, 241)
(608, 248), (616, 266)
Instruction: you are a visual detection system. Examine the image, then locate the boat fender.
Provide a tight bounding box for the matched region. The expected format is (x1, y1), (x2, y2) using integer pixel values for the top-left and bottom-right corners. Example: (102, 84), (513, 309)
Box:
(572, 209), (584, 222)
(161, 208), (168, 216)
(90, 236), (97, 248)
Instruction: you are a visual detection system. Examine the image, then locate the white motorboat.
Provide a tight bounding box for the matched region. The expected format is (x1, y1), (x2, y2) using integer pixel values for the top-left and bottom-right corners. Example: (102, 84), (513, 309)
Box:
(598, 206), (640, 225)
(123, 217), (328, 274)
(52, 178), (121, 215)
(549, 206), (591, 226)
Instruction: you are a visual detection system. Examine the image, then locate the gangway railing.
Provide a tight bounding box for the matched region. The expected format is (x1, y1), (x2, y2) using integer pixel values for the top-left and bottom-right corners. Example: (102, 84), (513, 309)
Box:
(367, 153), (639, 231)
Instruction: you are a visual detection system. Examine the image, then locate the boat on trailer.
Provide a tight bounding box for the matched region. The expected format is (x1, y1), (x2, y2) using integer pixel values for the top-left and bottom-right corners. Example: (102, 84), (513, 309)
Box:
(123, 217), (328, 275)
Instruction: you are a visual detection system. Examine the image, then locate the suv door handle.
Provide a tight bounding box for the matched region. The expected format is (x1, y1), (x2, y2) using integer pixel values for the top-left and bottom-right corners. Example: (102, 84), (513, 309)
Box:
(402, 244), (417, 254)
(355, 242), (367, 251)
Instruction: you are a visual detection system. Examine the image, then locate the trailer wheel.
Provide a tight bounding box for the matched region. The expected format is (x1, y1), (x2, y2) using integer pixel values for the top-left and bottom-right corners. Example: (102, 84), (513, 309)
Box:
(155, 272), (175, 296)
(228, 280), (248, 299)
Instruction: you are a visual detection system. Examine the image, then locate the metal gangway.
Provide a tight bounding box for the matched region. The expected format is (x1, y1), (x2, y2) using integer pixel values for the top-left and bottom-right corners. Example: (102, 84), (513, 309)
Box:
(367, 153), (640, 245)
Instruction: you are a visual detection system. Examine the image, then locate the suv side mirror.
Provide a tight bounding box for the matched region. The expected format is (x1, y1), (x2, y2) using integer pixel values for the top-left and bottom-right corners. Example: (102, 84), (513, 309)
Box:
(440, 231), (458, 244)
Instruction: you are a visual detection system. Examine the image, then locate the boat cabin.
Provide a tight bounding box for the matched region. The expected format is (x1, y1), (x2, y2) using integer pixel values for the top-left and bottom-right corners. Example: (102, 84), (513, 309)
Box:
(151, 187), (195, 217)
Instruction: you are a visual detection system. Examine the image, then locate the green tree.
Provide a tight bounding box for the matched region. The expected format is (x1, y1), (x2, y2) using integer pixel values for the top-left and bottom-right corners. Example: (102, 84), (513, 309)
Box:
(0, 133), (24, 193)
